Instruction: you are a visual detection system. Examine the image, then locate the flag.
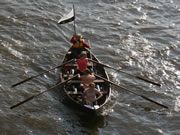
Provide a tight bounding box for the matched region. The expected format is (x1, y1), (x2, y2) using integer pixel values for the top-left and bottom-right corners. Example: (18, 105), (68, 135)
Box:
(58, 8), (75, 24)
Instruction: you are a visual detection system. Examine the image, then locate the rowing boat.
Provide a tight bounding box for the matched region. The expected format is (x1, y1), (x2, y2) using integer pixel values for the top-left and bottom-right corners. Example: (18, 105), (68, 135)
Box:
(9, 5), (168, 111)
(60, 47), (111, 114)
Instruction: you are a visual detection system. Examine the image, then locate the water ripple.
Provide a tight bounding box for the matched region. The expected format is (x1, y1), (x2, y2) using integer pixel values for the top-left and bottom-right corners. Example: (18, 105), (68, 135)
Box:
(1, 0), (180, 135)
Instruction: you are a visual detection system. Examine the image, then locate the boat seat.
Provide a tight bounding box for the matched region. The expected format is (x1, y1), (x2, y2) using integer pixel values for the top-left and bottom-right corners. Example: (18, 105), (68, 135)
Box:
(67, 91), (82, 95)
(66, 63), (93, 67)
(67, 90), (107, 95)
(101, 91), (108, 94)
(68, 79), (104, 84)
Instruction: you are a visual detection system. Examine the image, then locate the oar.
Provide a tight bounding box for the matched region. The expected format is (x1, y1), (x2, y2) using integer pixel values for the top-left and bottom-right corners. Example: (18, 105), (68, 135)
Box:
(10, 74), (78, 109)
(89, 59), (161, 87)
(87, 40), (94, 70)
(94, 74), (168, 109)
(12, 59), (74, 88)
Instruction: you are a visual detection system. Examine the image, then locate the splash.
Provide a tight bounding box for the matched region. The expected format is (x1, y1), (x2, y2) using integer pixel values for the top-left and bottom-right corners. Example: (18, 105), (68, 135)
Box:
(174, 96), (180, 112)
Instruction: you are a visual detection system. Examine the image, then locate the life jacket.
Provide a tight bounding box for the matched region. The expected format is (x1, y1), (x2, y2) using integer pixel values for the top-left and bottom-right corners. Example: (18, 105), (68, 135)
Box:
(72, 39), (84, 48)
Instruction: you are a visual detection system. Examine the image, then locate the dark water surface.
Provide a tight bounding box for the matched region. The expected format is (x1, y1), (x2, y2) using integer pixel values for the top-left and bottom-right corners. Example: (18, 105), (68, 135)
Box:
(1, 0), (180, 135)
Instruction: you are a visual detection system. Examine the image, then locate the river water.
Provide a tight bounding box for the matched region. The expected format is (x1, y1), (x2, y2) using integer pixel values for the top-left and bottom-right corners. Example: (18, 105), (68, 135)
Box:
(0, 0), (180, 135)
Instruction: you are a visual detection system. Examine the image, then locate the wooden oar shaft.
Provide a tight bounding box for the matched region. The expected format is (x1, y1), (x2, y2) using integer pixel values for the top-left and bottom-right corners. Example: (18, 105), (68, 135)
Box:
(10, 96), (34, 109)
(10, 74), (78, 109)
(89, 59), (161, 87)
(140, 95), (168, 109)
(94, 74), (168, 109)
(12, 77), (35, 88)
(12, 59), (74, 87)
(135, 76), (161, 86)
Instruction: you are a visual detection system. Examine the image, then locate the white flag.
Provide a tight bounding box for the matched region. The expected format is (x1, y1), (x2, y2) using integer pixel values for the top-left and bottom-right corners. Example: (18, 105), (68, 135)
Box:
(58, 8), (75, 24)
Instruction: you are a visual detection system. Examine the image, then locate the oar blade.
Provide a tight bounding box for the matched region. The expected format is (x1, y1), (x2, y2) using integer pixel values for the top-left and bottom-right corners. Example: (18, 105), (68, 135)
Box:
(11, 77), (33, 88)
(141, 95), (168, 109)
(136, 76), (161, 87)
(10, 96), (34, 109)
(11, 59), (74, 88)
(90, 60), (161, 87)
(94, 74), (168, 109)
(10, 74), (78, 109)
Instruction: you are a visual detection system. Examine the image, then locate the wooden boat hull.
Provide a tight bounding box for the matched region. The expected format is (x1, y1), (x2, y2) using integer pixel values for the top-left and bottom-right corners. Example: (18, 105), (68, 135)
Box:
(60, 47), (111, 114)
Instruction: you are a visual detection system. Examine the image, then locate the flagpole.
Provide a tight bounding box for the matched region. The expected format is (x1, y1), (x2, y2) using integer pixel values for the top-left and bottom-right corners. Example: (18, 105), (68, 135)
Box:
(73, 5), (76, 35)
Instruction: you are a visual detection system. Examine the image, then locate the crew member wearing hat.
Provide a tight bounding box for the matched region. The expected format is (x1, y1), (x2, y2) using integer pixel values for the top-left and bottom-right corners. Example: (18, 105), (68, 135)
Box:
(69, 34), (90, 59)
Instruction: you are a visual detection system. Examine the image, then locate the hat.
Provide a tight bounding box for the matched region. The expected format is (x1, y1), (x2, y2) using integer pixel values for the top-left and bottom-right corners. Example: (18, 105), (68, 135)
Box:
(76, 33), (82, 38)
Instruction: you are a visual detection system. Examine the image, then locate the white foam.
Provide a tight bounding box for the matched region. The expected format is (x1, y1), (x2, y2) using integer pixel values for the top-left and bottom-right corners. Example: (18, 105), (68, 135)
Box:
(174, 96), (180, 112)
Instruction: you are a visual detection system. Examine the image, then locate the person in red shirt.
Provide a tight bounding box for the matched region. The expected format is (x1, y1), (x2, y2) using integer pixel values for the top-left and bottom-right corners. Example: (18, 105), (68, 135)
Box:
(70, 34), (90, 59)
(77, 51), (88, 75)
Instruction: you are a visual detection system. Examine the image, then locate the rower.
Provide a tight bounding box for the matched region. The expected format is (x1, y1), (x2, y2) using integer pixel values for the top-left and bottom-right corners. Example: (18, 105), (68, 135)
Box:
(76, 51), (88, 75)
(82, 82), (103, 105)
(78, 69), (95, 91)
